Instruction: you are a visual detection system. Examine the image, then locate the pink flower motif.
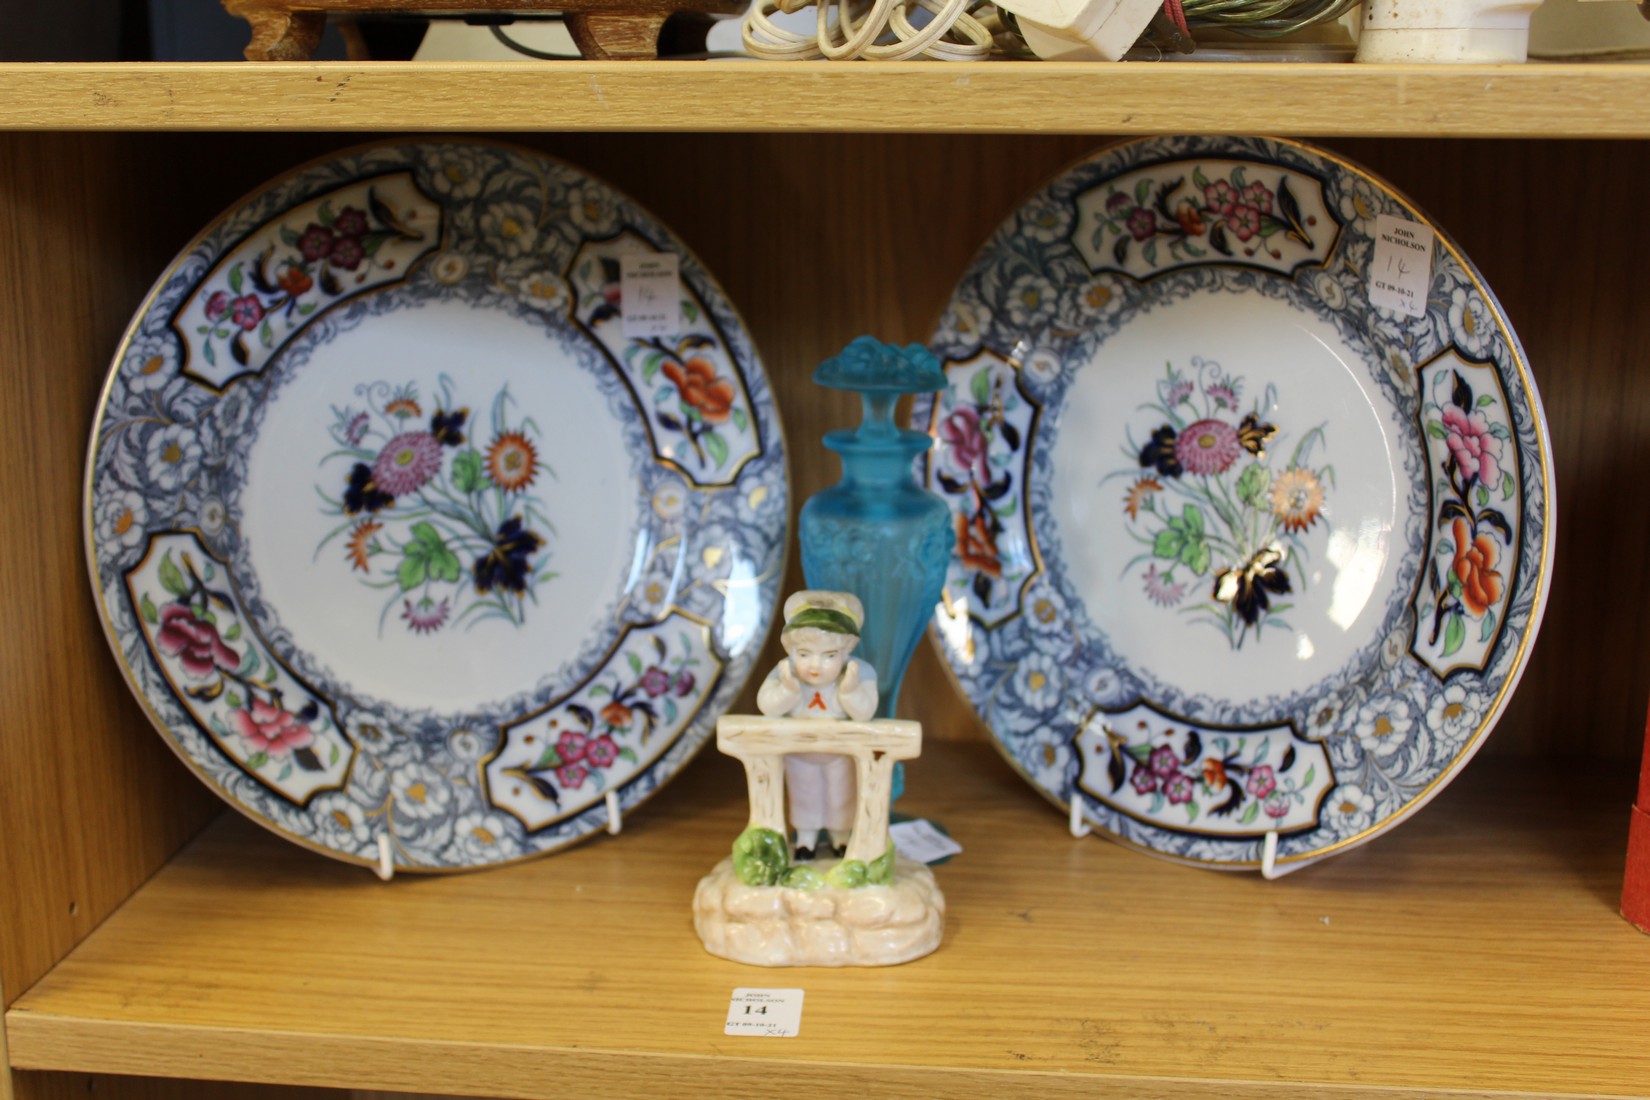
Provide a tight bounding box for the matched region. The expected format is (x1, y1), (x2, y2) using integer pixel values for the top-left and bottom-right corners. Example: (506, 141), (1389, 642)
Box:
(1106, 191), (1131, 213)
(1130, 768), (1157, 795)
(939, 407), (991, 485)
(371, 432), (441, 496)
(343, 409), (371, 446)
(1175, 418), (1243, 475)
(1164, 773), (1194, 804)
(155, 604), (239, 679)
(1263, 793), (1291, 818)
(556, 762), (589, 789)
(330, 236), (366, 271)
(204, 290), (230, 322)
(673, 671), (696, 697)
(556, 730), (588, 763)
(1204, 179), (1238, 216)
(1206, 381), (1239, 409)
(401, 597), (449, 634)
(1246, 765), (1277, 799)
(640, 666), (671, 697)
(298, 224), (335, 262)
(1227, 204), (1262, 241)
(1126, 207), (1157, 242)
(585, 735), (619, 768)
(1143, 564), (1186, 608)
(1441, 405), (1503, 490)
(332, 206), (368, 238)
(232, 698), (314, 756)
(1161, 373), (1194, 407)
(1148, 745), (1181, 777)
(1242, 181), (1274, 215)
(230, 295), (264, 331)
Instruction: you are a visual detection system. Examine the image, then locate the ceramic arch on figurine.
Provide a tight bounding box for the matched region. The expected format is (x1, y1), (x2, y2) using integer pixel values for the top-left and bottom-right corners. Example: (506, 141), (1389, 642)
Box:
(694, 588), (945, 968)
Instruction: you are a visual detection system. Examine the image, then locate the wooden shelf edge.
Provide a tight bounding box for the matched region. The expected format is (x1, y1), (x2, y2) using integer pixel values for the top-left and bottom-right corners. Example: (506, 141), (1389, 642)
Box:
(3, 744), (1647, 1099)
(1, 61), (1649, 136)
(1, 1012), (1603, 1100)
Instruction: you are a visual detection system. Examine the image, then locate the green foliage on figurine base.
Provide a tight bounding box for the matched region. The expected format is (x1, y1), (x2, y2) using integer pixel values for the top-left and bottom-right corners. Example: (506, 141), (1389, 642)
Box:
(731, 825), (896, 890)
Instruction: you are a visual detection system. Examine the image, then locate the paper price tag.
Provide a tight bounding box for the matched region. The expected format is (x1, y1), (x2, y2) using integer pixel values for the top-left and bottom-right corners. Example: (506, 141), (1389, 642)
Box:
(725, 988), (804, 1037)
(890, 818), (963, 864)
(1368, 214), (1434, 319)
(621, 252), (682, 338)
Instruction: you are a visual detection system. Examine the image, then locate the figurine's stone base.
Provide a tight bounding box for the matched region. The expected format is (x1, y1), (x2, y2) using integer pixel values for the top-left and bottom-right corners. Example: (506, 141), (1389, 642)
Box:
(693, 856), (944, 967)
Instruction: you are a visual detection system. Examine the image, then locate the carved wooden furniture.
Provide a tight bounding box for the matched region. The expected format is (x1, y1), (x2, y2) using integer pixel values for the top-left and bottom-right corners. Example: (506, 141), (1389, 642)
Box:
(221, 0), (742, 60)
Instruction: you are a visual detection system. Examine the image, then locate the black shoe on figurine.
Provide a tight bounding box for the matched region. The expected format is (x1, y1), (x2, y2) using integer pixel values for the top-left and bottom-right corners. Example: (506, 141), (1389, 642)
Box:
(794, 845), (816, 861)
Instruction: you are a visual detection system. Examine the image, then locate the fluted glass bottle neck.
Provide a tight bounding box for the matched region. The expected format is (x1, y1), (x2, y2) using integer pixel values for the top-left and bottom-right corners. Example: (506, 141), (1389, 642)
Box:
(823, 410), (932, 487)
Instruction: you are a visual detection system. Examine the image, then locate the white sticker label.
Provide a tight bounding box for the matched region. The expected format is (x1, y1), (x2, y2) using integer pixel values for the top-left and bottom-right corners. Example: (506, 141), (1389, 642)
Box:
(1368, 214), (1434, 319)
(890, 818), (963, 864)
(621, 252), (682, 338)
(725, 988), (804, 1037)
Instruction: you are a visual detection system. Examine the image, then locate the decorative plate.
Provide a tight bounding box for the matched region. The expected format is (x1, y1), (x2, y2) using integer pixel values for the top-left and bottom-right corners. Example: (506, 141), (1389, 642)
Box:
(919, 136), (1552, 871)
(85, 141), (788, 872)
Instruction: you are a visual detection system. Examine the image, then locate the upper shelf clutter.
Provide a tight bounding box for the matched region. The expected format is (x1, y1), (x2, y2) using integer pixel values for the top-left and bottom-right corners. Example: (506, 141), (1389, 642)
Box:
(1, 60), (1649, 136)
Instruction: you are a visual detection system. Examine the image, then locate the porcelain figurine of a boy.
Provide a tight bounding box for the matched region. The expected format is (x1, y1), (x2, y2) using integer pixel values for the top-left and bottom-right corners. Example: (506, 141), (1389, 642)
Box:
(756, 590), (878, 859)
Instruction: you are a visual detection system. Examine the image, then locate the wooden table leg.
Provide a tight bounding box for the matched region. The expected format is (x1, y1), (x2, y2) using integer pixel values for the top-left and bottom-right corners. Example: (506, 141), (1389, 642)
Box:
(565, 10), (670, 58)
(223, 3), (328, 60)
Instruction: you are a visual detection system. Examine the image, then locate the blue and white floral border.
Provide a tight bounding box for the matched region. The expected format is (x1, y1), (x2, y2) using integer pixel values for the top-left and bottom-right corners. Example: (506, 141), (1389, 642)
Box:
(918, 135), (1553, 869)
(86, 141), (788, 871)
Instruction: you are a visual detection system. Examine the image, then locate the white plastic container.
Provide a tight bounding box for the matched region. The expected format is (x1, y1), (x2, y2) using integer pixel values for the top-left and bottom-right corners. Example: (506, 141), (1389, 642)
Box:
(1353, 0), (1541, 62)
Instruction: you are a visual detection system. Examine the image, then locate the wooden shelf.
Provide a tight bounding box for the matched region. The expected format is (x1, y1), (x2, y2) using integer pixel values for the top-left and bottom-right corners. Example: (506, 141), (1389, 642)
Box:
(4, 64), (1650, 1099)
(2, 60), (1650, 136)
(7, 740), (1647, 1098)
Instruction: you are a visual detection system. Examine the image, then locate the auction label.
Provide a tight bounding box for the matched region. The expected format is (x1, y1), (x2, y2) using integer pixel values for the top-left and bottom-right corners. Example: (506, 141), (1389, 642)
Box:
(1369, 214), (1434, 319)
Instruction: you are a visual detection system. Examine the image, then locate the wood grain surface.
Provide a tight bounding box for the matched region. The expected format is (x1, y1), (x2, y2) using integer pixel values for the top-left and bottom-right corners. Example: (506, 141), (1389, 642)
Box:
(11, 1073), (337, 1100)
(1, 62), (1650, 136)
(0, 133), (229, 1009)
(8, 743), (1648, 1098)
(2, 127), (1649, 1099)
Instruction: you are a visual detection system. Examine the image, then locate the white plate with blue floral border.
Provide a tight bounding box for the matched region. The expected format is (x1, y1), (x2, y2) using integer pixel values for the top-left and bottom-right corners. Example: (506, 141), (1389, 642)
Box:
(917, 136), (1553, 872)
(85, 141), (788, 872)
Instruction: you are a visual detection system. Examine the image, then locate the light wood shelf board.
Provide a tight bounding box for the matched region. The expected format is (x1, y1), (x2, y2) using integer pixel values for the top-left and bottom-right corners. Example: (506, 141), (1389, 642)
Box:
(1, 61), (1649, 136)
(7, 742), (1648, 1098)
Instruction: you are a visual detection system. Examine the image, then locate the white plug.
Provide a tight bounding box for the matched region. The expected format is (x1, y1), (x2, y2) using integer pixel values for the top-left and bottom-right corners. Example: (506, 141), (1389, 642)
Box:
(999, 0), (1163, 60)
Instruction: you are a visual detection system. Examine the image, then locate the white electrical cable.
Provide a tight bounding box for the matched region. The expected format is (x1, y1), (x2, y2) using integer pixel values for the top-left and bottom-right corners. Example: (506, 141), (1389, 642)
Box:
(742, 0), (993, 59)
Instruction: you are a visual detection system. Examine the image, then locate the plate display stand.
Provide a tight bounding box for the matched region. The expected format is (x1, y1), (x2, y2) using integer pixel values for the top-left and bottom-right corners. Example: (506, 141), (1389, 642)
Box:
(3, 63), (1650, 1100)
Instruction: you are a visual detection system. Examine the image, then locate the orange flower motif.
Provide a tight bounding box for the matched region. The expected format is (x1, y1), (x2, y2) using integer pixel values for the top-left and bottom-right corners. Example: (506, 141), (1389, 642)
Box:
(277, 264), (313, 297)
(1124, 476), (1163, 520)
(485, 431), (539, 493)
(1202, 757), (1227, 789)
(600, 701), (633, 728)
(1451, 517), (1503, 615)
(345, 520), (381, 572)
(661, 357), (735, 424)
(1174, 200), (1205, 236)
(1268, 467), (1325, 534)
(385, 397), (422, 418)
(956, 509), (1002, 578)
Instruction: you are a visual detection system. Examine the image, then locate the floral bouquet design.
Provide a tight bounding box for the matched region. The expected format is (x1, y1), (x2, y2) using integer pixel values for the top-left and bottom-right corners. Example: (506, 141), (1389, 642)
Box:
(934, 364), (1026, 609)
(139, 543), (347, 791)
(1419, 369), (1514, 659)
(1117, 358), (1333, 649)
(318, 375), (555, 635)
(193, 190), (424, 371)
(1093, 164), (1315, 270)
(504, 632), (702, 800)
(579, 253), (751, 475)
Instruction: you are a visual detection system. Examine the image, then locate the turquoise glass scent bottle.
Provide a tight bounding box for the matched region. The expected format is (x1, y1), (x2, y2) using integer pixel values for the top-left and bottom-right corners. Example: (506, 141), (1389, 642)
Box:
(800, 336), (955, 730)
